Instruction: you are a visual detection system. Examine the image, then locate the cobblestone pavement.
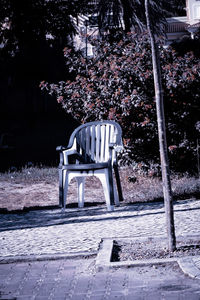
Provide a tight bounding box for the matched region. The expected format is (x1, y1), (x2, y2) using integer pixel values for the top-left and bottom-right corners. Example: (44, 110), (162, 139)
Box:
(1, 258), (200, 299)
(0, 199), (200, 257)
(0, 199), (200, 299)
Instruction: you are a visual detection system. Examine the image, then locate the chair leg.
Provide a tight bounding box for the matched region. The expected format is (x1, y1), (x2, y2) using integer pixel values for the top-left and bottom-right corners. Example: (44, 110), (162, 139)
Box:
(113, 164), (123, 202)
(76, 177), (85, 208)
(58, 167), (64, 207)
(113, 184), (120, 206)
(63, 171), (69, 212)
(108, 167), (115, 206)
(97, 171), (114, 212)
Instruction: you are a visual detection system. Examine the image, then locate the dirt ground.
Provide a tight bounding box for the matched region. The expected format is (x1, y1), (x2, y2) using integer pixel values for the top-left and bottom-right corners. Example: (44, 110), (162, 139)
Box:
(0, 167), (155, 211)
(1, 167), (199, 211)
(113, 238), (200, 261)
(0, 177), (107, 211)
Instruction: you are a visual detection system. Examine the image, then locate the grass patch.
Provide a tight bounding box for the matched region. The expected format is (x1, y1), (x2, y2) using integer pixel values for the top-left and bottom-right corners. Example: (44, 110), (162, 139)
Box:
(119, 167), (200, 203)
(0, 166), (58, 184)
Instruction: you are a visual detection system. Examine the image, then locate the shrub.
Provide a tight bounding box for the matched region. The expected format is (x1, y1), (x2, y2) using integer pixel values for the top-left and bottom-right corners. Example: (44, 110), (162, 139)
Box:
(40, 32), (200, 174)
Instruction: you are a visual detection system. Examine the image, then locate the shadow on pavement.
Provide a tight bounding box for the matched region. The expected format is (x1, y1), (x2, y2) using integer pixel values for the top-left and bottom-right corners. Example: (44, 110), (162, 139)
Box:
(0, 199), (200, 232)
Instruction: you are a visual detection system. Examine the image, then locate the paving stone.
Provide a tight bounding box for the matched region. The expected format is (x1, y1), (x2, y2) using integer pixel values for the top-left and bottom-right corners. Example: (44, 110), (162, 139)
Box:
(126, 293), (144, 300)
(0, 199), (200, 299)
(0, 258), (200, 300)
(51, 288), (69, 299)
(89, 295), (106, 300)
(0, 200), (200, 257)
(17, 283), (37, 296)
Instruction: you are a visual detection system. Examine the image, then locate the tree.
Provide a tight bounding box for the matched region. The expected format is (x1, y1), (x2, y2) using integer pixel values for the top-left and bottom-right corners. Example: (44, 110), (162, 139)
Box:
(145, 0), (176, 251)
(97, 0), (185, 33)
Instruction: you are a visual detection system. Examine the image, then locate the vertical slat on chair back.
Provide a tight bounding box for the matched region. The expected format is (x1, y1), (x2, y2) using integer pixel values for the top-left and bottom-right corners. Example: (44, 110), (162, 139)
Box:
(77, 127), (86, 161)
(94, 124), (99, 162)
(100, 125), (106, 162)
(75, 122), (119, 163)
(90, 125), (95, 161)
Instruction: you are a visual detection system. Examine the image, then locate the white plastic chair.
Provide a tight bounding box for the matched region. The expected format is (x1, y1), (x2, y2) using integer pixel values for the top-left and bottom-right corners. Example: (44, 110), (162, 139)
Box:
(56, 120), (123, 212)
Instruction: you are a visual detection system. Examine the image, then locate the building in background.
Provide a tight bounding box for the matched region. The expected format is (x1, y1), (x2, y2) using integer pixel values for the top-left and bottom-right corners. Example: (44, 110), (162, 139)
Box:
(166, 0), (200, 44)
(73, 0), (200, 53)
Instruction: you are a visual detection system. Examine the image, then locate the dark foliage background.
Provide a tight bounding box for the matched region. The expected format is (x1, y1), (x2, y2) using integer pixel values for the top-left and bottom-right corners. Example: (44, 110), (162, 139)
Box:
(0, 0), (89, 171)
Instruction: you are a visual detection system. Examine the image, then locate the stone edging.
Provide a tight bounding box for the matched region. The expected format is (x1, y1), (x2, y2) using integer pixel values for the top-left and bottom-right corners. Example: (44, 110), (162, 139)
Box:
(0, 251), (97, 264)
(95, 237), (200, 280)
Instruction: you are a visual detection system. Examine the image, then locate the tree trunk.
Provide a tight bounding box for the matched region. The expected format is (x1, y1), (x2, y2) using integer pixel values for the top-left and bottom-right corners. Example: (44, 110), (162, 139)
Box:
(145, 0), (176, 251)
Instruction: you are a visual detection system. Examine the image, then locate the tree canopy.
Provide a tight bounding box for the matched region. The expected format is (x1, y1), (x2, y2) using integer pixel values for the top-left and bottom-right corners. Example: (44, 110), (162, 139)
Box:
(97, 0), (186, 33)
(0, 0), (90, 58)
(0, 0), (93, 84)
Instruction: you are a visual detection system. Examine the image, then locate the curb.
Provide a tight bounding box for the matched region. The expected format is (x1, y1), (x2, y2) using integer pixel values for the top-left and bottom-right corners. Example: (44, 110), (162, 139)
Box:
(178, 256), (200, 279)
(96, 239), (177, 271)
(95, 237), (200, 280)
(0, 250), (97, 264)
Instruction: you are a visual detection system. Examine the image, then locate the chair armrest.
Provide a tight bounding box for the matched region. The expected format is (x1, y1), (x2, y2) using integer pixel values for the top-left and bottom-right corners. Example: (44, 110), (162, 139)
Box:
(63, 149), (85, 164)
(56, 145), (68, 152)
(56, 145), (85, 165)
(63, 149), (79, 156)
(109, 143), (124, 152)
(56, 146), (78, 165)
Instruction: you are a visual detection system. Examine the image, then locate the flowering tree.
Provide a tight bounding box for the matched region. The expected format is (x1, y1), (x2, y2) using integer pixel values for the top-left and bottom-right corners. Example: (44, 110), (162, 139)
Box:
(40, 32), (200, 175)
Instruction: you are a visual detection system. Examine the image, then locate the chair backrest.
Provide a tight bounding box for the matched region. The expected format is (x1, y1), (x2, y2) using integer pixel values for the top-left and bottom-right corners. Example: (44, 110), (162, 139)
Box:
(69, 121), (123, 163)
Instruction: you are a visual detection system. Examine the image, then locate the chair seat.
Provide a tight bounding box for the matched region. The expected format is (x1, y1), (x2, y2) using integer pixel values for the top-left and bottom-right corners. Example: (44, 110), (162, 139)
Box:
(63, 162), (109, 171)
